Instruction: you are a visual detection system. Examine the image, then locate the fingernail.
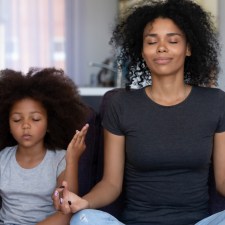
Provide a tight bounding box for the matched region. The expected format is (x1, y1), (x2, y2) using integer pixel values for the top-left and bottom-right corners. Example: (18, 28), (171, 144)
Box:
(59, 185), (65, 188)
(60, 198), (63, 204)
(54, 191), (59, 197)
(68, 200), (72, 205)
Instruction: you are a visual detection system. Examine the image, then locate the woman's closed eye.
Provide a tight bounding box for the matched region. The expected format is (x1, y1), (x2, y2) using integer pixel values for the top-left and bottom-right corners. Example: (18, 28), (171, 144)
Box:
(148, 41), (157, 45)
(169, 39), (179, 44)
(169, 41), (178, 44)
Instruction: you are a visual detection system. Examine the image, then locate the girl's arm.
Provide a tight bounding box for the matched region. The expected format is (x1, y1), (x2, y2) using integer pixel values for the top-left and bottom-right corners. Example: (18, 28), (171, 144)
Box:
(64, 123), (89, 193)
(53, 128), (125, 213)
(37, 124), (89, 225)
(213, 131), (225, 196)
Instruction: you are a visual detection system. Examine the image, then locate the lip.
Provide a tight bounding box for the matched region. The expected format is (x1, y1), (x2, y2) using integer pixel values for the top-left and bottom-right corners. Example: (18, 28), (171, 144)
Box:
(22, 134), (32, 140)
(154, 57), (172, 65)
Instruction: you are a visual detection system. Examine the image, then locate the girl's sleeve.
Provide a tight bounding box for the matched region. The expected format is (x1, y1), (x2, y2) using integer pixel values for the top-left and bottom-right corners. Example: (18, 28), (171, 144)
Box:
(56, 150), (66, 177)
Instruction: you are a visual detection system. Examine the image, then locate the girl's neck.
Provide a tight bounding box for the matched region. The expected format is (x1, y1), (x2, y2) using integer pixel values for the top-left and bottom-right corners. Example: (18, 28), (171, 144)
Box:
(16, 145), (47, 169)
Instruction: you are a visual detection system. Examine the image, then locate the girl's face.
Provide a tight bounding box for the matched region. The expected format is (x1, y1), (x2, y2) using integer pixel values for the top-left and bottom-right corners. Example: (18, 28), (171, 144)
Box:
(142, 17), (191, 78)
(9, 98), (48, 149)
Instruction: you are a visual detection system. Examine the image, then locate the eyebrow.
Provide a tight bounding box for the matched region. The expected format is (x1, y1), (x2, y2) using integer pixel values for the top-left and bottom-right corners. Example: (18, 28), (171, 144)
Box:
(10, 111), (43, 115)
(144, 33), (183, 38)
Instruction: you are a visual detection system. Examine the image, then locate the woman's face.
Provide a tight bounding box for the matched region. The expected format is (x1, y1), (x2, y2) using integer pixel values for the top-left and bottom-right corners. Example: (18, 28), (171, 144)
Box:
(142, 17), (191, 78)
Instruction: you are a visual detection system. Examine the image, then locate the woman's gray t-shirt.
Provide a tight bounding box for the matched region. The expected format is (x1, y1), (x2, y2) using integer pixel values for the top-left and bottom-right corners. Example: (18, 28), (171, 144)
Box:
(102, 86), (225, 225)
(0, 146), (66, 225)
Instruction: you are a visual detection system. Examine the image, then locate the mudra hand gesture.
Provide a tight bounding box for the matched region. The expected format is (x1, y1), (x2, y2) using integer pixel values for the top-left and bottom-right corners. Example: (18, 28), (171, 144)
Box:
(53, 181), (89, 214)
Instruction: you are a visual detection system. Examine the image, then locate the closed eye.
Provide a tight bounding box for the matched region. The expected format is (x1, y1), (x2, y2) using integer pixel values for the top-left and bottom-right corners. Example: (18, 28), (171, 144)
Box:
(13, 119), (21, 122)
(33, 118), (41, 122)
(148, 42), (157, 45)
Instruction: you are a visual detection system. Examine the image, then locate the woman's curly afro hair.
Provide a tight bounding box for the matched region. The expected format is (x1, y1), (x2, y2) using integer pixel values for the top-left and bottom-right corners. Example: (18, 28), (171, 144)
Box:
(110, 0), (220, 88)
(0, 67), (90, 150)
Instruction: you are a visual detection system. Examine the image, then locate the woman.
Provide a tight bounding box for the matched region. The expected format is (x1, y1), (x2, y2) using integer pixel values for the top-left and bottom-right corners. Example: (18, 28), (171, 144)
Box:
(53, 0), (225, 224)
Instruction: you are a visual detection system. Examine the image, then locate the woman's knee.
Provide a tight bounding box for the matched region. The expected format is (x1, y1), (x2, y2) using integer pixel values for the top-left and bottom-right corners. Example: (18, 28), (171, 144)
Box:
(70, 209), (124, 225)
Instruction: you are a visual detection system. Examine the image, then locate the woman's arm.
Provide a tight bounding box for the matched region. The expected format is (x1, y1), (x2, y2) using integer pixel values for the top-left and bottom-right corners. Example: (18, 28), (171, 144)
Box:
(213, 131), (225, 196)
(83, 129), (125, 208)
(37, 124), (89, 225)
(53, 128), (125, 213)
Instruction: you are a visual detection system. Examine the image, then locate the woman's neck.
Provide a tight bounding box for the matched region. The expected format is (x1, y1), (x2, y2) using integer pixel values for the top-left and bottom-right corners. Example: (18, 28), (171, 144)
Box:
(146, 80), (191, 106)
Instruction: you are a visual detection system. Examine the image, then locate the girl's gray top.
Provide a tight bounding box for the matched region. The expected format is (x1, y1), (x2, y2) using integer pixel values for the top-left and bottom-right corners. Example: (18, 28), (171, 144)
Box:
(0, 146), (66, 225)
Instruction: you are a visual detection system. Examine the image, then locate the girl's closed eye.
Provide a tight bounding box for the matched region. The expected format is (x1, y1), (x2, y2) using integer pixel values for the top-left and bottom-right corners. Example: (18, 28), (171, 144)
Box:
(13, 119), (21, 123)
(11, 115), (22, 123)
(32, 116), (42, 122)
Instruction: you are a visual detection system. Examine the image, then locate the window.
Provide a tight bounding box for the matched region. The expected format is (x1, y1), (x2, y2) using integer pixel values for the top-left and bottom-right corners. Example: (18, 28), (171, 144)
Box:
(0, 0), (66, 73)
(0, 0), (119, 87)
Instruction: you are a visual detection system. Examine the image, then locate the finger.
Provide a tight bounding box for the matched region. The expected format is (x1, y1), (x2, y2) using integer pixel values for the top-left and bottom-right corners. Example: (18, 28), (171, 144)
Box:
(62, 180), (68, 189)
(53, 188), (63, 210)
(67, 131), (80, 149)
(81, 123), (89, 132)
(59, 181), (73, 214)
(73, 124), (89, 141)
(81, 124), (89, 136)
(75, 125), (89, 144)
(62, 184), (70, 200)
(58, 197), (72, 214)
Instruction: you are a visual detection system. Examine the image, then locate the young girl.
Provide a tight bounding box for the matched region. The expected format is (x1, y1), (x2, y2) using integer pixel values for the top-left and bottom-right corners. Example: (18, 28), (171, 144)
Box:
(0, 68), (89, 225)
(54, 0), (225, 225)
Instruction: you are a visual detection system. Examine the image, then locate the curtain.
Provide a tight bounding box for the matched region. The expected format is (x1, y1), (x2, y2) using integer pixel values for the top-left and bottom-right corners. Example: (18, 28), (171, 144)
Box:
(0, 0), (66, 73)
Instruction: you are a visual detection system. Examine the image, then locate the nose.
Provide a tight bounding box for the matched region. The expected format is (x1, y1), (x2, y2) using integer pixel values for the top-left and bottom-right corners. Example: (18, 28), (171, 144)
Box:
(22, 121), (31, 129)
(157, 42), (168, 53)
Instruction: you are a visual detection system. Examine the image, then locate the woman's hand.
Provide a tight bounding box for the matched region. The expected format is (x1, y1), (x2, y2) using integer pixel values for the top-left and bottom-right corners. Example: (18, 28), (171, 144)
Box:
(53, 181), (89, 214)
(66, 123), (89, 163)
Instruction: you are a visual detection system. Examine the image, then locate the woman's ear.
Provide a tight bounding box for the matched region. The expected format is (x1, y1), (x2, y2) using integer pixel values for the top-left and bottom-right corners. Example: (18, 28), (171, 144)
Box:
(186, 44), (191, 56)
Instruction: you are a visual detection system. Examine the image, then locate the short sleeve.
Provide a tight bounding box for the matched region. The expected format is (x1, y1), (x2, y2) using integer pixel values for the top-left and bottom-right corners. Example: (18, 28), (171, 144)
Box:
(55, 150), (66, 177)
(215, 90), (225, 133)
(102, 92), (124, 135)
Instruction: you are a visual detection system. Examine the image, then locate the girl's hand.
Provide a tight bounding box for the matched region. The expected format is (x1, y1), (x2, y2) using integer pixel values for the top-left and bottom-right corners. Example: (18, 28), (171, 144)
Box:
(66, 123), (89, 162)
(53, 181), (89, 214)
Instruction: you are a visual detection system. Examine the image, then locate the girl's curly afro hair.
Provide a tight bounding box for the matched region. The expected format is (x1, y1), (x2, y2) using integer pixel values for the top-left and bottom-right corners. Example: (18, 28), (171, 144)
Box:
(110, 0), (220, 88)
(0, 67), (90, 150)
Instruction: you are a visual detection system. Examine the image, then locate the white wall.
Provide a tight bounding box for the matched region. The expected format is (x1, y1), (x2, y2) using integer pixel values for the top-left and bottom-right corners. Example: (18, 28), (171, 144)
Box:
(71, 0), (118, 86)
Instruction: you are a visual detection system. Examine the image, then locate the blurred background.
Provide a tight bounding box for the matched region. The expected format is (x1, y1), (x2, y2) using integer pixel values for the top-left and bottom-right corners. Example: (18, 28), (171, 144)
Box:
(0, 0), (224, 91)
